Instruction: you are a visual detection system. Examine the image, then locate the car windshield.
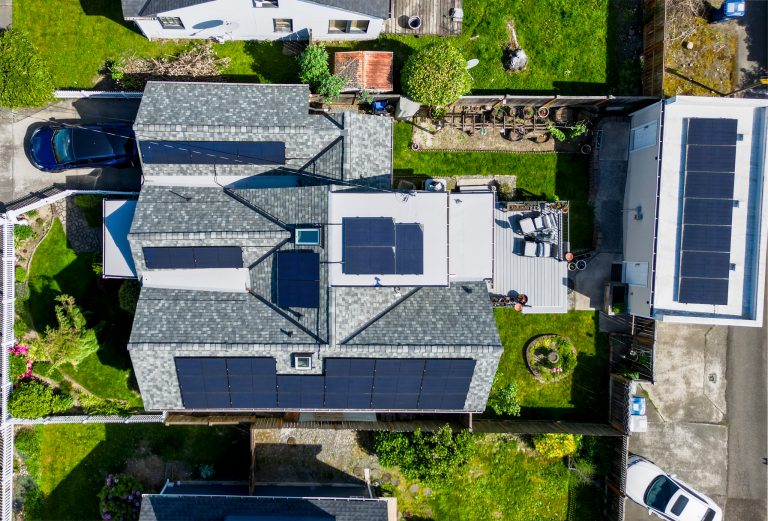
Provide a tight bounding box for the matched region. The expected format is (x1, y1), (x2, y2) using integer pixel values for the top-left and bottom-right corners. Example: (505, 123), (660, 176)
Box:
(51, 130), (74, 164)
(645, 475), (680, 512)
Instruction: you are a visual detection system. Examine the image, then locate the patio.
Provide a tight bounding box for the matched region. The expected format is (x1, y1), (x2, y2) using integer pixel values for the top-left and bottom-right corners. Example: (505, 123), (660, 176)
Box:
(489, 201), (570, 314)
(383, 0), (462, 36)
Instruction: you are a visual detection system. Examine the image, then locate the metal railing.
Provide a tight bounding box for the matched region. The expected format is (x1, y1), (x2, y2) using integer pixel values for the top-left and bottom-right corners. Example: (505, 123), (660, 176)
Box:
(8, 414), (165, 426)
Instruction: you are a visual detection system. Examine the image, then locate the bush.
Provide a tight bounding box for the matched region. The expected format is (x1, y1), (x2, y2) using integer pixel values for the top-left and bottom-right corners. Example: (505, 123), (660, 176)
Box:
(51, 393), (75, 413)
(8, 380), (73, 418)
(30, 295), (100, 369)
(8, 353), (30, 381)
(297, 43), (330, 90)
(118, 281), (141, 315)
(488, 382), (521, 416)
(74, 195), (104, 227)
(15, 266), (27, 282)
(373, 424), (474, 483)
(0, 29), (54, 109)
(78, 393), (132, 416)
(98, 474), (143, 521)
(532, 434), (581, 460)
(401, 41), (472, 107)
(14, 225), (35, 241)
(317, 73), (347, 102)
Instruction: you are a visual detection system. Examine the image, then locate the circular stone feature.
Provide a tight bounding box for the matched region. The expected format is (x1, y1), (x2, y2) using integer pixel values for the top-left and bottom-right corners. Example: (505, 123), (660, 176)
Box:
(524, 334), (577, 383)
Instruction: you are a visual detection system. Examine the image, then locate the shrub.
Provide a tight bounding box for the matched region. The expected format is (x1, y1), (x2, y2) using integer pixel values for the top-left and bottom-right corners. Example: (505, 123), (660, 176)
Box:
(532, 434), (581, 460)
(297, 43), (330, 90)
(488, 382), (521, 416)
(15, 266), (27, 282)
(373, 424), (474, 483)
(78, 393), (132, 416)
(74, 195), (104, 227)
(30, 295), (100, 369)
(317, 73), (347, 102)
(0, 29), (54, 109)
(98, 474), (143, 521)
(571, 458), (596, 485)
(14, 225), (35, 241)
(357, 89), (374, 105)
(8, 353), (30, 381)
(51, 393), (75, 413)
(8, 380), (73, 418)
(401, 41), (472, 107)
(118, 281), (141, 315)
(547, 124), (567, 142)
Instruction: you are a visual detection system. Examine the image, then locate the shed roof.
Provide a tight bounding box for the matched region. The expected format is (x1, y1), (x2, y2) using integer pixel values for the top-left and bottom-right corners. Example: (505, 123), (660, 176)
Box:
(334, 51), (394, 92)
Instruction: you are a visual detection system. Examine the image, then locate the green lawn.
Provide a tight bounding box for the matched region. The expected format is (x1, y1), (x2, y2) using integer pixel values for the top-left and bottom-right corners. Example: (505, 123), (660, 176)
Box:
(26, 219), (141, 407)
(384, 434), (610, 521)
(15, 424), (250, 520)
(492, 310), (609, 421)
(14, 0), (631, 93)
(393, 122), (594, 249)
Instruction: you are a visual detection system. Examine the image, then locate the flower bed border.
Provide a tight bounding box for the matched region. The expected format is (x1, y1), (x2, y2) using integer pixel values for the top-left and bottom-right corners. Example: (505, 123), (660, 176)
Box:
(524, 334), (577, 384)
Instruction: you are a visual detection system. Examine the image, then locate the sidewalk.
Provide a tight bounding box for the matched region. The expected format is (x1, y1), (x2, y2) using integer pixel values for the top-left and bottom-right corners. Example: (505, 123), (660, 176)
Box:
(0, 0), (11, 29)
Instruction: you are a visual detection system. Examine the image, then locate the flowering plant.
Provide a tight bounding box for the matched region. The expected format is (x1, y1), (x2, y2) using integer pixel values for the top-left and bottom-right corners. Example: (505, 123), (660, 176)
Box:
(8, 345), (32, 381)
(97, 474), (143, 521)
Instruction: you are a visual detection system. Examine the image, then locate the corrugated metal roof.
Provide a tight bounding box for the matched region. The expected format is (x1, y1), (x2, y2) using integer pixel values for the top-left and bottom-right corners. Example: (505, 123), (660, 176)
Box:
(334, 51), (394, 92)
(490, 208), (568, 313)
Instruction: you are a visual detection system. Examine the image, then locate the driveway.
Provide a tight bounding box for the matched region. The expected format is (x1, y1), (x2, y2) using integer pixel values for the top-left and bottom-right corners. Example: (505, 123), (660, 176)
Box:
(735, 0), (768, 96)
(0, 98), (142, 206)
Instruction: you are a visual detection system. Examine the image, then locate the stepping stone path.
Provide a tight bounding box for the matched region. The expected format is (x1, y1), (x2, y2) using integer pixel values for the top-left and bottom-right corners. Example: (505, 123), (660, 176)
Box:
(409, 484), (419, 494)
(422, 488), (432, 497)
(52, 198), (100, 253)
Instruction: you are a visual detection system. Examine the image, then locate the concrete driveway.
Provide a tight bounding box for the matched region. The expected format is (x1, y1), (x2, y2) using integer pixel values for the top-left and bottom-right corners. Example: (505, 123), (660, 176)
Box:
(625, 323), (729, 520)
(735, 0), (768, 97)
(0, 98), (142, 206)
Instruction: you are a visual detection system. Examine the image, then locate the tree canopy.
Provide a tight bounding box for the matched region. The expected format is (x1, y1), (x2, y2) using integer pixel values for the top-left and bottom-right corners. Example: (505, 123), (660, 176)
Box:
(401, 41), (472, 107)
(0, 29), (54, 108)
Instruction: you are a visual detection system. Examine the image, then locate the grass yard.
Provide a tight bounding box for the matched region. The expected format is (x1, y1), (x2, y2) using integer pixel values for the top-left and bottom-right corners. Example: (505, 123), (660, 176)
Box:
(15, 424), (250, 520)
(14, 0), (633, 93)
(383, 434), (610, 521)
(393, 122), (594, 249)
(492, 310), (609, 421)
(26, 219), (141, 407)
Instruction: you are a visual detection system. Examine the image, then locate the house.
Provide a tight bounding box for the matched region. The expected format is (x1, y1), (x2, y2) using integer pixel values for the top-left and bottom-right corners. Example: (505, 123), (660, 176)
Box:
(114, 81), (503, 415)
(621, 96), (768, 326)
(120, 0), (388, 41)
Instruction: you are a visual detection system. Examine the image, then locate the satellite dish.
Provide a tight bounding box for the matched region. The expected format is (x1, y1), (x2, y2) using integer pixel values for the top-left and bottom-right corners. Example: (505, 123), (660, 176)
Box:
(466, 59), (480, 70)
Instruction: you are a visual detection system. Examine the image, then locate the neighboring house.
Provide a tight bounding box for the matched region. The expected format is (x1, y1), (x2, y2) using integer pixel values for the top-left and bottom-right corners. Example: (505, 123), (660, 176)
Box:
(120, 0), (388, 41)
(109, 81), (504, 415)
(621, 96), (768, 326)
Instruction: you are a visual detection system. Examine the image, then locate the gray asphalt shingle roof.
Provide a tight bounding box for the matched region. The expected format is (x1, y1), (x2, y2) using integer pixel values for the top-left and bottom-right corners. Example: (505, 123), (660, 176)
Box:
(139, 495), (389, 521)
(306, 0), (390, 18)
(121, 0), (212, 17)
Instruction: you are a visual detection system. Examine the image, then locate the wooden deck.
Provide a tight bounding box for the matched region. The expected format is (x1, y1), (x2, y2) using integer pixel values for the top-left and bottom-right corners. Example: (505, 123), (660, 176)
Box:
(383, 0), (462, 36)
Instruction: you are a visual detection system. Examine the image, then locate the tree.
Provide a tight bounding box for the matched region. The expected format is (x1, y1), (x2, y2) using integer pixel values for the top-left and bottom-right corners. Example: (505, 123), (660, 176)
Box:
(401, 42), (472, 107)
(297, 43), (330, 90)
(30, 295), (100, 369)
(0, 29), (54, 109)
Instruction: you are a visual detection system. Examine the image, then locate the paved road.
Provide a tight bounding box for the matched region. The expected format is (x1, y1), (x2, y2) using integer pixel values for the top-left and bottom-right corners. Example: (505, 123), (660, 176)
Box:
(724, 273), (768, 520)
(0, 98), (142, 205)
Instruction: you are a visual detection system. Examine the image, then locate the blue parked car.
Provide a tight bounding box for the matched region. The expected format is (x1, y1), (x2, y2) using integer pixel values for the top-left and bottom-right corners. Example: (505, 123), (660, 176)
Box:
(27, 122), (137, 172)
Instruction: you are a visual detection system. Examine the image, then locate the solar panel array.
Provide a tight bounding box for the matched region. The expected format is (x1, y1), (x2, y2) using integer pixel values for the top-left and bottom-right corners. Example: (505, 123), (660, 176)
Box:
(143, 246), (243, 269)
(139, 140), (286, 165)
(678, 118), (737, 305)
(175, 357), (475, 410)
(342, 218), (424, 275)
(276, 251), (320, 308)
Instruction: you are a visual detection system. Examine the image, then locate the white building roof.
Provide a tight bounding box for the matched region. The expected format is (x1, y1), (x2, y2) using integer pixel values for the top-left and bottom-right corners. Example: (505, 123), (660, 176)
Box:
(448, 192), (494, 281)
(103, 199), (138, 279)
(631, 96), (768, 326)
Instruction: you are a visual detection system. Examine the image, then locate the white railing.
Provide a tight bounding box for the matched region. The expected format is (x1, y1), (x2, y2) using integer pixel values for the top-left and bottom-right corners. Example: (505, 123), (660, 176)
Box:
(8, 414), (165, 426)
(5, 190), (139, 222)
(53, 90), (143, 99)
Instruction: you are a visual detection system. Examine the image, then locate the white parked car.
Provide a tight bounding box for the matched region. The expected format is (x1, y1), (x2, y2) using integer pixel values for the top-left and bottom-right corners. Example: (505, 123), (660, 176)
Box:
(626, 455), (722, 521)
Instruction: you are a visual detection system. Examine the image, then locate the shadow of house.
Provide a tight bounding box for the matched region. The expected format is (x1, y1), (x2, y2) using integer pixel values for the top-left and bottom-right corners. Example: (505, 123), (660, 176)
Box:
(33, 424), (251, 521)
(251, 443), (365, 486)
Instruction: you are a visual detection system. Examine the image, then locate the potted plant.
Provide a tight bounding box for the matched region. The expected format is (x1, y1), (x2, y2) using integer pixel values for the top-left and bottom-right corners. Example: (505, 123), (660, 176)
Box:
(537, 106), (550, 118)
(523, 106), (534, 120)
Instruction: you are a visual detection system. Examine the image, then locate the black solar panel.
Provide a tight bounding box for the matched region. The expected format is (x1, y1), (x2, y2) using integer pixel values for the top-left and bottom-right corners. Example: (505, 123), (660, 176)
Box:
(682, 225), (732, 252)
(684, 171), (735, 199)
(140, 140), (286, 165)
(687, 118), (738, 146)
(143, 246), (242, 269)
(395, 223), (424, 275)
(276, 251), (320, 308)
(343, 246), (396, 275)
(683, 199), (734, 225)
(278, 375), (325, 408)
(343, 217), (395, 247)
(686, 145), (737, 173)
(679, 277), (729, 305)
(680, 252), (730, 278)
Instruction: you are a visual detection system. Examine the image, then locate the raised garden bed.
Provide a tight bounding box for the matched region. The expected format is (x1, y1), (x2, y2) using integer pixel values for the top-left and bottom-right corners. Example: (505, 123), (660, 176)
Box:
(524, 334), (578, 383)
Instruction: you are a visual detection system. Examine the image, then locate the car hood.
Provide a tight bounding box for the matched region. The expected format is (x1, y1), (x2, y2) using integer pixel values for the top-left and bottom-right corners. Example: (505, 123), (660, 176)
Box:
(28, 126), (56, 169)
(626, 460), (661, 504)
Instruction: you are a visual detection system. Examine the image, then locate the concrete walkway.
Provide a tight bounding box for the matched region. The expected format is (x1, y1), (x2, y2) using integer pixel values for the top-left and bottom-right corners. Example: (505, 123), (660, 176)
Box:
(0, 0), (10, 29)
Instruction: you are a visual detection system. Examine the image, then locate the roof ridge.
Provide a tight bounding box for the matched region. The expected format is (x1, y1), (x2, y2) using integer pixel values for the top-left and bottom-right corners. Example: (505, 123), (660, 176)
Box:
(339, 287), (421, 344)
(223, 187), (291, 231)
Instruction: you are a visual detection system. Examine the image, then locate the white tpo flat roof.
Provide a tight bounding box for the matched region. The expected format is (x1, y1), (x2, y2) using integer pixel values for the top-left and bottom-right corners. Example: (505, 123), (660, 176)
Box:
(448, 192), (494, 281)
(103, 199), (137, 279)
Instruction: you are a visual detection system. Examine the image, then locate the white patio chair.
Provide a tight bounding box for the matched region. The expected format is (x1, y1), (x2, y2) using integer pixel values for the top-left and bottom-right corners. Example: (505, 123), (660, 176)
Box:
(519, 218), (536, 235)
(523, 240), (537, 257)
